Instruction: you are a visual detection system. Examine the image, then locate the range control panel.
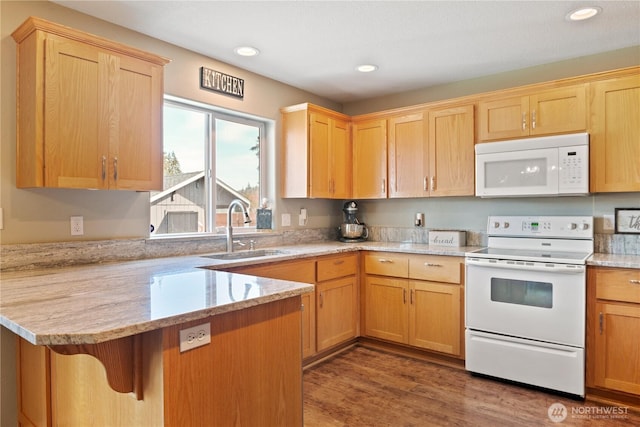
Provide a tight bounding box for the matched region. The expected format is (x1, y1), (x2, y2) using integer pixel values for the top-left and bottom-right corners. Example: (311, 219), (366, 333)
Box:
(487, 216), (593, 239)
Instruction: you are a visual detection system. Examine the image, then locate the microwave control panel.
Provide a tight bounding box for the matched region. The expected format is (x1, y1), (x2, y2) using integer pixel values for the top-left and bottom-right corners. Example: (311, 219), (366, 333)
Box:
(558, 145), (589, 193)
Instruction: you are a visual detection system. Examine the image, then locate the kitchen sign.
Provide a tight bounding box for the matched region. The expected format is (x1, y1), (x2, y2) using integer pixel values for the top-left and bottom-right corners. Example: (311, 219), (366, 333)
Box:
(200, 67), (244, 99)
(615, 208), (640, 234)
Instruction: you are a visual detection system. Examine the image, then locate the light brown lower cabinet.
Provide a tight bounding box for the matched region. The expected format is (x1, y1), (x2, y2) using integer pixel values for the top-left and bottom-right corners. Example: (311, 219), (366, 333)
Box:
(363, 252), (464, 357)
(587, 267), (640, 399)
(17, 297), (303, 426)
(225, 253), (359, 359)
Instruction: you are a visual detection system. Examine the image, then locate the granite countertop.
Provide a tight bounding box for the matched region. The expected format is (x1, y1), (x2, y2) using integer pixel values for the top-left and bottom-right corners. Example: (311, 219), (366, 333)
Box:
(586, 253), (640, 269)
(3, 241), (636, 348)
(0, 242), (477, 347)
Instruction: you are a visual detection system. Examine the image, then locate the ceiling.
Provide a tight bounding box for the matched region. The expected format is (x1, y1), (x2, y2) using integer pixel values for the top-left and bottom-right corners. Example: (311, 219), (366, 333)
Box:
(52, 1), (640, 103)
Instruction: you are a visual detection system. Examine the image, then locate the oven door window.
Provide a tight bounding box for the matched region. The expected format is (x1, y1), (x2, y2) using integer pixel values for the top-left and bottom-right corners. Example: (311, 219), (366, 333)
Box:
(490, 278), (552, 308)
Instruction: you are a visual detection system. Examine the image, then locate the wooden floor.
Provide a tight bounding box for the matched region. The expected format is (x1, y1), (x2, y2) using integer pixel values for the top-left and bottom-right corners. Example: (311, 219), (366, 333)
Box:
(303, 345), (639, 426)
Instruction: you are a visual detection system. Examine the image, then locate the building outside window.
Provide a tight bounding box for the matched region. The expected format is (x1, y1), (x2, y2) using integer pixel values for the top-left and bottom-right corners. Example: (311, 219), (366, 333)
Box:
(150, 97), (264, 236)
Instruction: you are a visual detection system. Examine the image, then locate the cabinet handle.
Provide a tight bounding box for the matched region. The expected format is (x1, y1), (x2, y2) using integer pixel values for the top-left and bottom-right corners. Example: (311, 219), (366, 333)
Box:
(319, 292), (324, 308)
(630, 279), (640, 285)
(424, 263), (443, 267)
(423, 177), (428, 191)
(531, 109), (536, 129)
(522, 112), (527, 130)
(410, 289), (414, 305)
(333, 260), (345, 266)
(599, 312), (603, 335)
(430, 176), (436, 192)
(378, 259), (394, 263)
(301, 303), (305, 311)
(101, 156), (107, 180)
(403, 288), (407, 304)
(381, 178), (386, 194)
(113, 157), (118, 181)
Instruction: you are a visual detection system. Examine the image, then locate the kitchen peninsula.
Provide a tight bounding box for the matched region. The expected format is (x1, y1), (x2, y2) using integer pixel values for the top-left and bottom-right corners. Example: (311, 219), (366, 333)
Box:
(1, 255), (313, 426)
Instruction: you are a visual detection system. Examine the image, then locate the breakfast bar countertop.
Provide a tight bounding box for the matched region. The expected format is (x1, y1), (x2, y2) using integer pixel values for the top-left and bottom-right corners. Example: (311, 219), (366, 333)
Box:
(0, 254), (315, 346)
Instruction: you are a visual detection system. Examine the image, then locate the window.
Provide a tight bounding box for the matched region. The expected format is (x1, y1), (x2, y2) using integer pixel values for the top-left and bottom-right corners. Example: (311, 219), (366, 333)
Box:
(150, 97), (264, 236)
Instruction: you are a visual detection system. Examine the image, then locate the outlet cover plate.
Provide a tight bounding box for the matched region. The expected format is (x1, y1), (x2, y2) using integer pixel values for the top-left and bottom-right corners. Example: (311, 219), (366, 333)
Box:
(70, 216), (84, 235)
(179, 322), (211, 352)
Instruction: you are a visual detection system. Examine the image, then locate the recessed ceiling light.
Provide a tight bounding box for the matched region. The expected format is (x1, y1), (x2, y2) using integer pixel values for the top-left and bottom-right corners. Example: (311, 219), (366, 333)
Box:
(357, 64), (378, 73)
(234, 46), (260, 57)
(566, 6), (601, 21)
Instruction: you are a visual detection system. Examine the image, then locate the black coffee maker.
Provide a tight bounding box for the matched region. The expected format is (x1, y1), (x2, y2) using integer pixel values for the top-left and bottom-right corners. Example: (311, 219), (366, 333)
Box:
(338, 201), (368, 242)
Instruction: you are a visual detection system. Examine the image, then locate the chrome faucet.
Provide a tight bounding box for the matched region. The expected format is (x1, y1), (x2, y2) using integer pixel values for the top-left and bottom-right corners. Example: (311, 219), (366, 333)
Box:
(226, 199), (251, 253)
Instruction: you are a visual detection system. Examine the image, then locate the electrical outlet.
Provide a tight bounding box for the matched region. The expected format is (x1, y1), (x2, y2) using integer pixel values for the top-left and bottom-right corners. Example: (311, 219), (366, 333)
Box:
(70, 216), (84, 235)
(282, 213), (291, 227)
(179, 322), (211, 353)
(299, 208), (307, 226)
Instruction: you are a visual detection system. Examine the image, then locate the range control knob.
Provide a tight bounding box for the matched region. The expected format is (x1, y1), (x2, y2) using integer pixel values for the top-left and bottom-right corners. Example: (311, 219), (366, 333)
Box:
(579, 223), (589, 230)
(493, 222), (500, 229)
(503, 222), (510, 229)
(567, 223), (577, 230)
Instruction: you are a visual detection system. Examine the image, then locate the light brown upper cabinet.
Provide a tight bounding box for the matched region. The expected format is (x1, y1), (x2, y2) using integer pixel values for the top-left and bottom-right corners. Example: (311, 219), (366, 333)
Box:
(427, 104), (475, 196)
(589, 74), (640, 193)
(386, 104), (474, 198)
(388, 111), (429, 198)
(281, 103), (352, 198)
(12, 17), (169, 190)
(352, 118), (388, 199)
(477, 84), (587, 141)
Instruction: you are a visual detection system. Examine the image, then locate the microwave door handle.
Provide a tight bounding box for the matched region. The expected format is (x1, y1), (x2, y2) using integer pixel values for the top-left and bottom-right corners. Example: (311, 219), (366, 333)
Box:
(466, 258), (585, 274)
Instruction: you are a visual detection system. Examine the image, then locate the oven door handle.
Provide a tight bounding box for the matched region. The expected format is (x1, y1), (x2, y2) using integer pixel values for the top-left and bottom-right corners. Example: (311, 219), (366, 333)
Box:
(465, 257), (585, 274)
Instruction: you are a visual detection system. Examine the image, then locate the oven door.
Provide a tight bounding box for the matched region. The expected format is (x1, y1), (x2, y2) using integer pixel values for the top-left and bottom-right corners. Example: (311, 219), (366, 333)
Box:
(465, 257), (585, 347)
(475, 147), (558, 197)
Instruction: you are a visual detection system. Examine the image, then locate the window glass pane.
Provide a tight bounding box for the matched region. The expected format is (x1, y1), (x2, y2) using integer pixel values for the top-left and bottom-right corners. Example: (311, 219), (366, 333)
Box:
(215, 119), (260, 230)
(490, 278), (553, 308)
(151, 104), (207, 235)
(151, 98), (263, 237)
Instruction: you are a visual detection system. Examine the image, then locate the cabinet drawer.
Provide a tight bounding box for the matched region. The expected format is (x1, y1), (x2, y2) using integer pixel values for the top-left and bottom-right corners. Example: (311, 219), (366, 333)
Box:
(233, 260), (316, 284)
(408, 255), (461, 284)
(317, 254), (358, 282)
(594, 267), (640, 304)
(364, 252), (409, 278)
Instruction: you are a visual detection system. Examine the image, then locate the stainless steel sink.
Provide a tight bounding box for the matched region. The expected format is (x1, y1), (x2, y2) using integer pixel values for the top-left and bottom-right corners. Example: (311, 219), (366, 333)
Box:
(202, 249), (288, 261)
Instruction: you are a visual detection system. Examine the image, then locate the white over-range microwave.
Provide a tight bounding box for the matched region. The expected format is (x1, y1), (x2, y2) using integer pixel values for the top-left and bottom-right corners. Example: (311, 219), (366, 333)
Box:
(475, 132), (589, 197)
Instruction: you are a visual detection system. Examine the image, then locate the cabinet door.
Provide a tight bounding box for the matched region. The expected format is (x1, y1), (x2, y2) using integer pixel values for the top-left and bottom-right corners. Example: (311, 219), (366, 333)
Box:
(316, 276), (358, 351)
(409, 281), (461, 356)
(388, 112), (428, 198)
(330, 117), (352, 199)
(529, 85), (587, 136)
(352, 119), (388, 199)
(590, 75), (640, 192)
(112, 54), (164, 190)
(364, 275), (408, 343)
(17, 337), (52, 427)
(594, 301), (640, 395)
(309, 112), (331, 198)
(44, 35), (110, 189)
(428, 105), (475, 196)
(478, 96), (528, 141)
